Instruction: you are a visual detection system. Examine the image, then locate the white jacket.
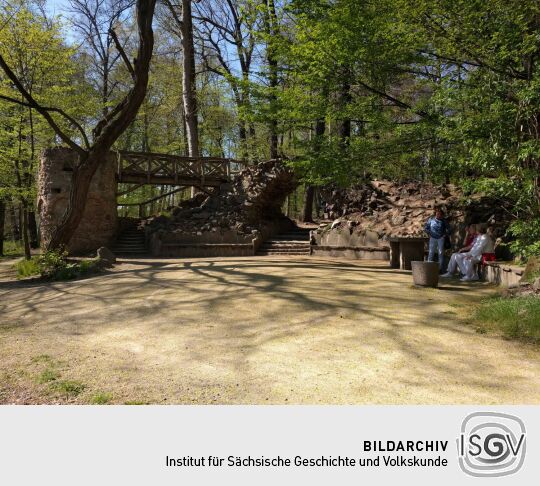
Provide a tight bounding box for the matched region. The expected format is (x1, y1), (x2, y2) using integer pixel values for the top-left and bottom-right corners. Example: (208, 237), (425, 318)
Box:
(465, 234), (493, 260)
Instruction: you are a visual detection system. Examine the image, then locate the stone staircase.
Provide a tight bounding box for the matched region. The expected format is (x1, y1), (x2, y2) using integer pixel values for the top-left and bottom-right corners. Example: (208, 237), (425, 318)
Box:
(113, 222), (147, 255)
(256, 226), (312, 256)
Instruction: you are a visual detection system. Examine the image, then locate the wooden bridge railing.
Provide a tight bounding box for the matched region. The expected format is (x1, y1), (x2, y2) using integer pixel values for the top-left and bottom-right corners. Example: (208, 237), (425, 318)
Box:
(116, 151), (245, 186)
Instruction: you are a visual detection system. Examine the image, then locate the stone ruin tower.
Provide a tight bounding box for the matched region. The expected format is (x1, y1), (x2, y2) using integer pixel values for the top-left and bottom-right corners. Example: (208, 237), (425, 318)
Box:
(37, 147), (118, 255)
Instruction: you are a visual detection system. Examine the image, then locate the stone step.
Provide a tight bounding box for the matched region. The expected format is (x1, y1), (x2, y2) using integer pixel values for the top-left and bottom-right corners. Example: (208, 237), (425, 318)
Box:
(258, 248), (310, 253)
(113, 244), (146, 248)
(262, 241), (310, 246)
(117, 236), (145, 242)
(270, 237), (309, 242)
(260, 247), (310, 252)
(257, 251), (309, 256)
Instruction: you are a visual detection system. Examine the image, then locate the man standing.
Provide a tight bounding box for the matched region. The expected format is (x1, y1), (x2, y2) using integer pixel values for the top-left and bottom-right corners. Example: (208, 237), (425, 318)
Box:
(424, 208), (450, 269)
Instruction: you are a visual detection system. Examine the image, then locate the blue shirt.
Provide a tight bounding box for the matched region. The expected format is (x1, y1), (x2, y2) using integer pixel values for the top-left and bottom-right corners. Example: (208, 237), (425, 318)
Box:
(424, 217), (449, 239)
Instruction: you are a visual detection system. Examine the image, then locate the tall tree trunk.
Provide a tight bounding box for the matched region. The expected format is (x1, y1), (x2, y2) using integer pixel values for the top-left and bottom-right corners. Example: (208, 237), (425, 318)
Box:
(302, 117), (325, 223)
(301, 185), (315, 223)
(337, 69), (352, 146)
(28, 210), (38, 248)
(21, 203), (31, 260)
(0, 199), (5, 256)
(264, 0), (279, 159)
(9, 201), (20, 241)
(181, 0), (199, 157)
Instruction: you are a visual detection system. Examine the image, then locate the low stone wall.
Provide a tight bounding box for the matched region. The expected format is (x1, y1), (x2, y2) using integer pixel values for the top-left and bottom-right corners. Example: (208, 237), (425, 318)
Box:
(159, 243), (255, 258)
(481, 262), (524, 287)
(150, 217), (293, 258)
(310, 245), (389, 260)
(312, 227), (382, 247)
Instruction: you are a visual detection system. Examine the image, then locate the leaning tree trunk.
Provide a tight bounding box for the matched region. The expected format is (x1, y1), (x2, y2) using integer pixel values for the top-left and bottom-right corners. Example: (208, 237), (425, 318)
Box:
(46, 0), (157, 251)
(46, 150), (105, 250)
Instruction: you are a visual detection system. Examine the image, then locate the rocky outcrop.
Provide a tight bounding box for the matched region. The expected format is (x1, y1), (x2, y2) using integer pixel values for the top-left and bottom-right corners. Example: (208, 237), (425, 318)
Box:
(146, 159), (298, 252)
(315, 180), (512, 250)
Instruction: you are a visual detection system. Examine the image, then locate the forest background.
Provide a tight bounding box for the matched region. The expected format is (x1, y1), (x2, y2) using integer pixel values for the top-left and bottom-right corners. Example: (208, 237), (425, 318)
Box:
(1, 0), (539, 259)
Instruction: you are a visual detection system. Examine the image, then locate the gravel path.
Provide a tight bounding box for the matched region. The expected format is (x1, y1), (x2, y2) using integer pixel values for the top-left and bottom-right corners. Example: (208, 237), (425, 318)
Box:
(1, 257), (539, 404)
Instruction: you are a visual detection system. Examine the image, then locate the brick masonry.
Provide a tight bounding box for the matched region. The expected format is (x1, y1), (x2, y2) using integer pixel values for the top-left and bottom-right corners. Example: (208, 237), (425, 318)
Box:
(37, 147), (118, 255)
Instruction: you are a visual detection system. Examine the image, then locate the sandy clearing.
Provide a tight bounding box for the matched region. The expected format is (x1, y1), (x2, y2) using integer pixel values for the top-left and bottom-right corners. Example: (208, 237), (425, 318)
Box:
(1, 257), (539, 404)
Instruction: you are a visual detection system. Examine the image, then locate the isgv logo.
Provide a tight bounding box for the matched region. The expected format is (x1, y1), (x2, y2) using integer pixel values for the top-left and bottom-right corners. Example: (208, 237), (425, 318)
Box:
(457, 412), (526, 477)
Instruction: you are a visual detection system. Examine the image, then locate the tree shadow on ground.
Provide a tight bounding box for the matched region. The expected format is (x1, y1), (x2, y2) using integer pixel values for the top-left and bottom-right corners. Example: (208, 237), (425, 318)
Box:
(0, 257), (534, 404)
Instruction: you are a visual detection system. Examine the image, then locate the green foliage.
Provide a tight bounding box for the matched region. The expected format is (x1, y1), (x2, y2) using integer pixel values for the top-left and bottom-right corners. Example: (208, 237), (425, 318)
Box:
(15, 249), (101, 280)
(90, 393), (113, 405)
(1, 240), (23, 259)
(508, 220), (540, 259)
(15, 256), (41, 278)
(474, 296), (540, 344)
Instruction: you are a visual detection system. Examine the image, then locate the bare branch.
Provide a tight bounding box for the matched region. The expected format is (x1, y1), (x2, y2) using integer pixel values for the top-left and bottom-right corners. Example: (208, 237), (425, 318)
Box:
(109, 28), (135, 78)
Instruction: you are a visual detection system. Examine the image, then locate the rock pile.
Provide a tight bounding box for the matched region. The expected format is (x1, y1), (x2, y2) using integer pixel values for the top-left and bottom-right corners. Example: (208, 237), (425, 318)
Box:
(317, 180), (512, 245)
(146, 159), (297, 240)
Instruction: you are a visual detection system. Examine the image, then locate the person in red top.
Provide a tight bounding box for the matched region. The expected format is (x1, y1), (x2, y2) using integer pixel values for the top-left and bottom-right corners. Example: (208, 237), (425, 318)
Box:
(463, 224), (478, 249)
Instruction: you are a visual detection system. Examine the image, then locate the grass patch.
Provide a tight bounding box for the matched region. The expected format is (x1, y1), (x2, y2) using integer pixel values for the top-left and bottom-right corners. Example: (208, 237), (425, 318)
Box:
(474, 295), (540, 344)
(0, 240), (24, 258)
(49, 380), (86, 396)
(124, 400), (147, 405)
(90, 392), (112, 404)
(15, 257), (41, 278)
(38, 368), (60, 384)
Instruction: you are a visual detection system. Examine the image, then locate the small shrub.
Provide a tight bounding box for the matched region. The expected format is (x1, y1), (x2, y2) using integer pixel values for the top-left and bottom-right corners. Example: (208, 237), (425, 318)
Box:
(16, 249), (100, 280)
(474, 296), (540, 344)
(38, 249), (71, 278)
(90, 392), (112, 405)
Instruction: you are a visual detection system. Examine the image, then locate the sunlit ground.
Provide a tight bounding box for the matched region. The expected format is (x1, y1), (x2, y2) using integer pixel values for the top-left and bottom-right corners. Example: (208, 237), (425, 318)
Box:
(1, 257), (539, 404)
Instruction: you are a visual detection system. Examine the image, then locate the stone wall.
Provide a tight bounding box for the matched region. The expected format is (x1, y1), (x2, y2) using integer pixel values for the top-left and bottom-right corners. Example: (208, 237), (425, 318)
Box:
(38, 147), (118, 255)
(481, 263), (524, 287)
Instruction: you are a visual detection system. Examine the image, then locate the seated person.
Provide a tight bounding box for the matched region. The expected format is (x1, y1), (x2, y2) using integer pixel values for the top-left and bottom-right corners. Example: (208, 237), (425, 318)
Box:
(481, 225), (496, 263)
(441, 224), (479, 278)
(459, 227), (494, 281)
(462, 224), (478, 250)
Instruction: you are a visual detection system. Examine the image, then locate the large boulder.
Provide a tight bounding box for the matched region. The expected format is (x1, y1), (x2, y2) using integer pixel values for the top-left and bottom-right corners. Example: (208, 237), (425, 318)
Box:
(97, 247), (116, 265)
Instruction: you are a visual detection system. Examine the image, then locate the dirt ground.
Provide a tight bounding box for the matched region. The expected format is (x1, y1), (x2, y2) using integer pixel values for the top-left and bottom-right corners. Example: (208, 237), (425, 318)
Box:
(1, 257), (539, 404)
